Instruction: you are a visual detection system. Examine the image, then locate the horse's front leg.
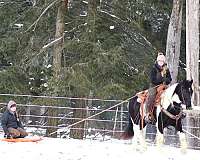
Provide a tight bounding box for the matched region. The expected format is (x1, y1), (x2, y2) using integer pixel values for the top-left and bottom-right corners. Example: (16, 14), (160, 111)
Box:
(179, 132), (187, 153)
(156, 132), (164, 147)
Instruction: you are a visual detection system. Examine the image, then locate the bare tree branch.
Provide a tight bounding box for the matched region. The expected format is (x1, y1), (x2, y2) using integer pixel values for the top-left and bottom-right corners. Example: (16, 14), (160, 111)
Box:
(25, 0), (60, 32)
(42, 35), (64, 50)
(42, 22), (87, 50)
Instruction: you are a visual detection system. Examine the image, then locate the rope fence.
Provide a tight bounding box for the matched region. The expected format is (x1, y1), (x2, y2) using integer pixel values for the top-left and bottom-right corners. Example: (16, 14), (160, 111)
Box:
(0, 94), (200, 150)
(0, 93), (123, 102)
(0, 102), (128, 113)
(0, 94), (131, 139)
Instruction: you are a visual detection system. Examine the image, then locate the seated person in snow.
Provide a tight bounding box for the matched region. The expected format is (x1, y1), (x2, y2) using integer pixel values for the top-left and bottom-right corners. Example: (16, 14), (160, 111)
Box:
(1, 100), (28, 138)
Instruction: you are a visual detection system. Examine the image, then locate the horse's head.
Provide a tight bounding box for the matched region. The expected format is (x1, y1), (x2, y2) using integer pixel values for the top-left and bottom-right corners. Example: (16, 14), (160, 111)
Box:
(174, 80), (193, 109)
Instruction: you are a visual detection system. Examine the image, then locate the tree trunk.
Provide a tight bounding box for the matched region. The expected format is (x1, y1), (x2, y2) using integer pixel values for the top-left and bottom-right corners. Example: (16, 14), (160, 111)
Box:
(186, 0), (199, 106)
(53, 0), (67, 83)
(87, 0), (97, 42)
(166, 0), (183, 84)
(70, 99), (86, 139)
(46, 100), (59, 137)
(46, 0), (68, 137)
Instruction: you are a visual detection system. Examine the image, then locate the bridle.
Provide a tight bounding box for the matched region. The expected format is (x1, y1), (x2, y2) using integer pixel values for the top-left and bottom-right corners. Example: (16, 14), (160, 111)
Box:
(180, 85), (192, 109)
(180, 85), (186, 106)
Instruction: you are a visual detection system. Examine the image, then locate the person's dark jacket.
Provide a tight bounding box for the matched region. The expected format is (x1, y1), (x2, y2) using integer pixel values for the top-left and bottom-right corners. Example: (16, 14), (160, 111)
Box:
(1, 110), (23, 135)
(150, 63), (172, 86)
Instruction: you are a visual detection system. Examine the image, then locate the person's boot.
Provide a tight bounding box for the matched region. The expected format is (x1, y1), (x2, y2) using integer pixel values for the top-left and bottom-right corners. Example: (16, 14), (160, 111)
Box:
(4, 134), (11, 139)
(145, 113), (156, 124)
(144, 113), (151, 123)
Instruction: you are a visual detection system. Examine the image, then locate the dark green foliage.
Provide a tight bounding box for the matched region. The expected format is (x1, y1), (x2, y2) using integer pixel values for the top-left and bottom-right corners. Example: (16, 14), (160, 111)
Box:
(0, 0), (56, 95)
(0, 67), (28, 93)
(0, 0), (178, 100)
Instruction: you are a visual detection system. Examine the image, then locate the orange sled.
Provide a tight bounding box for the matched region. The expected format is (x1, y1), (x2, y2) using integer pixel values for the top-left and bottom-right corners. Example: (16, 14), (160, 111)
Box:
(0, 136), (43, 142)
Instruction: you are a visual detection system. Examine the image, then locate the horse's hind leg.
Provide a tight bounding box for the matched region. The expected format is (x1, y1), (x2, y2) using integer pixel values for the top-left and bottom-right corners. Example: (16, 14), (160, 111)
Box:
(156, 116), (164, 149)
(132, 119), (147, 152)
(131, 125), (147, 152)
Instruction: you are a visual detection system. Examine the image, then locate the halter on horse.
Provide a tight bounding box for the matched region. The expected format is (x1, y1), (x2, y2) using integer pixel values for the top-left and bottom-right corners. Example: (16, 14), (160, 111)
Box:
(122, 79), (193, 140)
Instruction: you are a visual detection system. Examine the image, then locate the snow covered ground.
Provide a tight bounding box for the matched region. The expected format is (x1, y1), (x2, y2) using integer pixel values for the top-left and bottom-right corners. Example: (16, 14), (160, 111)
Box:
(0, 135), (199, 160)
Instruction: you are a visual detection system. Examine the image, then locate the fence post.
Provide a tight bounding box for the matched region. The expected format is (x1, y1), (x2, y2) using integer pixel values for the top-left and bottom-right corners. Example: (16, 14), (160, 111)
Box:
(112, 107), (118, 137)
(120, 104), (123, 132)
(183, 110), (200, 149)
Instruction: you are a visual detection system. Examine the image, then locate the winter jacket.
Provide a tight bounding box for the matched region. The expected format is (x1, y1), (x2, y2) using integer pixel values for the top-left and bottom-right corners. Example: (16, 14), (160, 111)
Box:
(1, 110), (23, 135)
(150, 63), (172, 86)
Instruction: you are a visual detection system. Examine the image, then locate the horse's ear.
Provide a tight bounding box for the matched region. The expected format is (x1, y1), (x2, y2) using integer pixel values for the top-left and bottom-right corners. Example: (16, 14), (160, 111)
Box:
(190, 79), (193, 85)
(184, 79), (193, 86)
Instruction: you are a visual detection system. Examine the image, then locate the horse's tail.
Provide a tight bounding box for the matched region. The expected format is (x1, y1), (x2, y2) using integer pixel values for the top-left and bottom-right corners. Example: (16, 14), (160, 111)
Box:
(121, 97), (138, 140)
(121, 115), (134, 140)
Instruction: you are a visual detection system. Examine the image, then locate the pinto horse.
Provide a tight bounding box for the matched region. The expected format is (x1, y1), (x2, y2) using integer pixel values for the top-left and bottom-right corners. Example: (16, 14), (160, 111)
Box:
(122, 80), (193, 141)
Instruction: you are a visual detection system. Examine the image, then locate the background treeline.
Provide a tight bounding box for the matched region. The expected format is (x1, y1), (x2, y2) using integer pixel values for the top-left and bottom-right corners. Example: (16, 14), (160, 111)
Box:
(0, 0), (187, 100)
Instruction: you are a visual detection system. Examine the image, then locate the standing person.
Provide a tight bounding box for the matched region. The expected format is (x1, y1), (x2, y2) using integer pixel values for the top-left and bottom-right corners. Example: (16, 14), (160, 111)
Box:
(145, 52), (172, 122)
(1, 100), (28, 138)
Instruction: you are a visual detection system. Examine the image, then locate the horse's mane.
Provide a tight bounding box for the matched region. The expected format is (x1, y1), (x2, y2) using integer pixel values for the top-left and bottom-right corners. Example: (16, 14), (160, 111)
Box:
(160, 83), (179, 109)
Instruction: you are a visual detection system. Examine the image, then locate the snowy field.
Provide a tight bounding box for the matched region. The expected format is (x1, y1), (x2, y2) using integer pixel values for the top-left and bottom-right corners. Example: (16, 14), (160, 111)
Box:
(0, 135), (199, 160)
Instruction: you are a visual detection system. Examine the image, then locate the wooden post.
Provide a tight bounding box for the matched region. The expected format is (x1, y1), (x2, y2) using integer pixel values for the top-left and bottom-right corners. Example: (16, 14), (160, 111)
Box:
(166, 0), (183, 84)
(186, 0), (199, 106)
(183, 110), (200, 149)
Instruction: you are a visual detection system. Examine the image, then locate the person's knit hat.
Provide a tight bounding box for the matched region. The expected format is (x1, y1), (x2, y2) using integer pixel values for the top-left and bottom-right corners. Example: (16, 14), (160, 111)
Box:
(156, 52), (166, 63)
(7, 100), (16, 109)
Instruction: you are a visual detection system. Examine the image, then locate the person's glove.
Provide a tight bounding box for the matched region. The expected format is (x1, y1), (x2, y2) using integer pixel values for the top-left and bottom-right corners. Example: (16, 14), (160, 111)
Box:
(162, 77), (170, 84)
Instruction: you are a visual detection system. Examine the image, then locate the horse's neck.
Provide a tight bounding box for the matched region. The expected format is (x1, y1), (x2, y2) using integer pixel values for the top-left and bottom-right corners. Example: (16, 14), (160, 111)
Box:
(160, 83), (179, 109)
